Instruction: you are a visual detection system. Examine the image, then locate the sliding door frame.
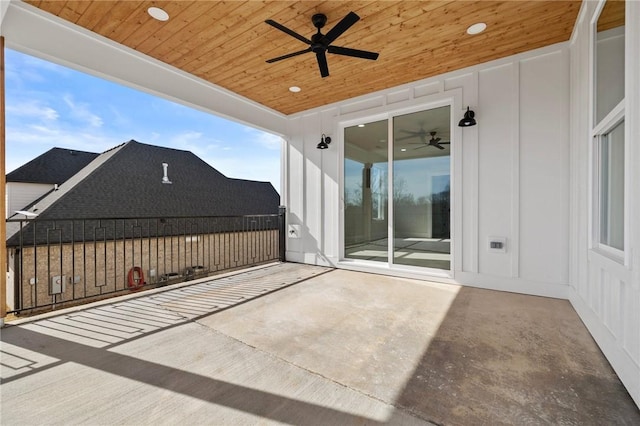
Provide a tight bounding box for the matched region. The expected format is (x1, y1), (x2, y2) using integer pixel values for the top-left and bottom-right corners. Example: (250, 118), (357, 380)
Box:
(337, 91), (463, 280)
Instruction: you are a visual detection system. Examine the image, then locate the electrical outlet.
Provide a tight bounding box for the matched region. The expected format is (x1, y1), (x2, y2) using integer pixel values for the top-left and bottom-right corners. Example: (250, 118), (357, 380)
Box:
(288, 224), (301, 239)
(488, 237), (507, 253)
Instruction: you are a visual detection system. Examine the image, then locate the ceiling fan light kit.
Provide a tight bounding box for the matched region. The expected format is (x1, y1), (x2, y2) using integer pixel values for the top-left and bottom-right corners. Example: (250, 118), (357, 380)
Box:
(265, 12), (379, 78)
(458, 107), (477, 127)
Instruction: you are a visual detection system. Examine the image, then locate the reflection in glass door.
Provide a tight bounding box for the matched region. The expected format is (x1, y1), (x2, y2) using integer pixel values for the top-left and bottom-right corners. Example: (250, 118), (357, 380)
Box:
(343, 106), (451, 271)
(344, 120), (388, 263)
(393, 107), (451, 269)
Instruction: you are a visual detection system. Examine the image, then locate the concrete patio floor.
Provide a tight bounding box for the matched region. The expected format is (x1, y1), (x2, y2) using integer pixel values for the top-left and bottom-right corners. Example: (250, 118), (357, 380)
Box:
(1, 263), (638, 425)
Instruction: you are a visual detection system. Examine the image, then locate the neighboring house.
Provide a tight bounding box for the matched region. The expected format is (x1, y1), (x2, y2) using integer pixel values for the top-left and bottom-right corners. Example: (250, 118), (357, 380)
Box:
(6, 140), (280, 311)
(5, 148), (99, 218)
(7, 140), (279, 224)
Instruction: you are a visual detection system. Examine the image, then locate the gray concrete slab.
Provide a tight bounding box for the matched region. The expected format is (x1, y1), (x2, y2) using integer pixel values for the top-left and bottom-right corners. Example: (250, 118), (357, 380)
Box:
(2, 264), (638, 425)
(201, 268), (640, 425)
(1, 264), (430, 425)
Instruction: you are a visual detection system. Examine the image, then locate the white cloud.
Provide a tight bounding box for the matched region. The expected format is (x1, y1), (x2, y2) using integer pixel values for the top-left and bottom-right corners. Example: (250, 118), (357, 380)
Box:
(245, 128), (282, 151)
(162, 129), (281, 194)
(8, 124), (121, 151)
(6, 100), (59, 121)
(167, 131), (224, 155)
(6, 120), (126, 173)
(5, 50), (71, 86)
(63, 94), (103, 128)
(109, 105), (131, 128)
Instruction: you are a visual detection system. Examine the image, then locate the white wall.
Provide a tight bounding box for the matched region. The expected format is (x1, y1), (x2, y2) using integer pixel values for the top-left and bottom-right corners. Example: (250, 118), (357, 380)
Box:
(284, 42), (571, 299)
(568, 0), (640, 408)
(6, 182), (53, 218)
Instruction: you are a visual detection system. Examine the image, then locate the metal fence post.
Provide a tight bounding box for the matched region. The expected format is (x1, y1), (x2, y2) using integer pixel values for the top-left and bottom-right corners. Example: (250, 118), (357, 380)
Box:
(278, 206), (286, 262)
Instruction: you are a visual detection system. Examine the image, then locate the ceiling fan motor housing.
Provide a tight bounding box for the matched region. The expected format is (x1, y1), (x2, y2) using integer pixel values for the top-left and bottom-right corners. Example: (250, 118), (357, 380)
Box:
(312, 13), (327, 29)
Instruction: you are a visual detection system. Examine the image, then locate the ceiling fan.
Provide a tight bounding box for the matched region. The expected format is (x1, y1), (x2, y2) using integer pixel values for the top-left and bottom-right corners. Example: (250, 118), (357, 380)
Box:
(265, 12), (379, 78)
(397, 130), (450, 150)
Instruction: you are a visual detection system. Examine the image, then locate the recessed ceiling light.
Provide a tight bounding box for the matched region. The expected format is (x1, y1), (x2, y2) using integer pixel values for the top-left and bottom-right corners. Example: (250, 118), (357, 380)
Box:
(289, 86), (301, 93)
(358, 124), (365, 128)
(401, 148), (407, 152)
(148, 7), (169, 22)
(466, 22), (487, 35)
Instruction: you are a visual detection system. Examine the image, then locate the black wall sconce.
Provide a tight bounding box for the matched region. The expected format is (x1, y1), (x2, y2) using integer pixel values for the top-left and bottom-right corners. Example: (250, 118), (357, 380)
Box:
(317, 133), (332, 149)
(458, 106), (477, 127)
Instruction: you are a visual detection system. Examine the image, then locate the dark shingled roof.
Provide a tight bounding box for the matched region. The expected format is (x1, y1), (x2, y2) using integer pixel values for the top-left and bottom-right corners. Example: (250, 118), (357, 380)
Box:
(6, 147), (99, 184)
(38, 140), (280, 219)
(6, 140), (280, 246)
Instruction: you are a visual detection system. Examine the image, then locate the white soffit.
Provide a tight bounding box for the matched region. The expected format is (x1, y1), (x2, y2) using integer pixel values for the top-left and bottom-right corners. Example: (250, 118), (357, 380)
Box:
(1, 1), (288, 136)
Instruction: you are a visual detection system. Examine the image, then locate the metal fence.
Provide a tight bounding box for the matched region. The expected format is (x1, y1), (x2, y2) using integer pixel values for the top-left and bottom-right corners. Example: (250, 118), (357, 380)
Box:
(6, 209), (286, 314)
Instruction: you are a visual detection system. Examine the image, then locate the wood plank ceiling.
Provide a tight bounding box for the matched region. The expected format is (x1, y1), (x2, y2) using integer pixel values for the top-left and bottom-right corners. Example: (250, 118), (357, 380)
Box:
(24, 1), (582, 115)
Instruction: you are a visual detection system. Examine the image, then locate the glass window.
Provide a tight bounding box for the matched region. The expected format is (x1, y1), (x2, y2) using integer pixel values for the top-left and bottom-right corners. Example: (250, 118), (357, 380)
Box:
(344, 120), (389, 263)
(392, 106), (451, 270)
(595, 0), (625, 123)
(598, 119), (624, 251)
(342, 106), (451, 272)
(592, 0), (625, 259)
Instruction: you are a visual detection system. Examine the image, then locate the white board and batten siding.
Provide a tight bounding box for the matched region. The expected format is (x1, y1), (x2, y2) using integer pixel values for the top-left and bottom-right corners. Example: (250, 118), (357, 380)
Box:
(568, 0), (640, 408)
(283, 1), (639, 406)
(284, 41), (571, 298)
(6, 182), (53, 218)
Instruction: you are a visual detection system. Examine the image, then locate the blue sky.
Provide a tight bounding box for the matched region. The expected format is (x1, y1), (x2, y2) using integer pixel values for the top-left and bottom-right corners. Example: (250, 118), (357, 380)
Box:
(4, 49), (282, 193)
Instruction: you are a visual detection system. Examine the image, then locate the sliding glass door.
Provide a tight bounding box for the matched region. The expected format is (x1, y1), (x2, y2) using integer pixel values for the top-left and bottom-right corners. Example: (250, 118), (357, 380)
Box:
(344, 105), (451, 271)
(344, 119), (389, 262)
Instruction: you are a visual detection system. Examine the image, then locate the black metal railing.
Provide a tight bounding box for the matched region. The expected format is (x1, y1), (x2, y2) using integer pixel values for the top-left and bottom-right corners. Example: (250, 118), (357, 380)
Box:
(6, 210), (286, 314)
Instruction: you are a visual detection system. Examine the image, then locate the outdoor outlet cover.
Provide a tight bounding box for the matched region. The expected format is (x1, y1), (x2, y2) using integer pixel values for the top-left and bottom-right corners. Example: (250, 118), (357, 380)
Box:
(288, 224), (301, 238)
(488, 236), (507, 253)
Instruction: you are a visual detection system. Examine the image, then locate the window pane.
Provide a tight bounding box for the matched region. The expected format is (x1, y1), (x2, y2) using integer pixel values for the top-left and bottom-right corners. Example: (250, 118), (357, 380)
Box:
(595, 0), (625, 123)
(392, 106), (451, 270)
(599, 119), (624, 250)
(344, 120), (389, 262)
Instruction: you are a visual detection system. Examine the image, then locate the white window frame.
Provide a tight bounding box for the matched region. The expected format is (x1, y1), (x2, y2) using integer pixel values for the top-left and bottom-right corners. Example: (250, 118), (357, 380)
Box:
(588, 0), (628, 265)
(338, 93), (459, 279)
(591, 101), (625, 261)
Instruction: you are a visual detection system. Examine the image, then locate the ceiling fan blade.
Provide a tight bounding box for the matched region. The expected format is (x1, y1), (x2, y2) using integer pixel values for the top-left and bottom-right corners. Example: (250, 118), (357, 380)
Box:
(265, 20), (312, 44)
(316, 51), (329, 77)
(266, 48), (312, 63)
(434, 144), (446, 150)
(322, 11), (359, 45)
(413, 145), (428, 150)
(396, 135), (419, 141)
(328, 45), (379, 60)
(439, 141), (451, 145)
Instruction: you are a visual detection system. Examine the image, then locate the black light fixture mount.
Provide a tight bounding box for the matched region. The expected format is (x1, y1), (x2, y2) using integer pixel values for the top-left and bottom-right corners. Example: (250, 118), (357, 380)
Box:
(458, 106), (477, 127)
(317, 134), (332, 149)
